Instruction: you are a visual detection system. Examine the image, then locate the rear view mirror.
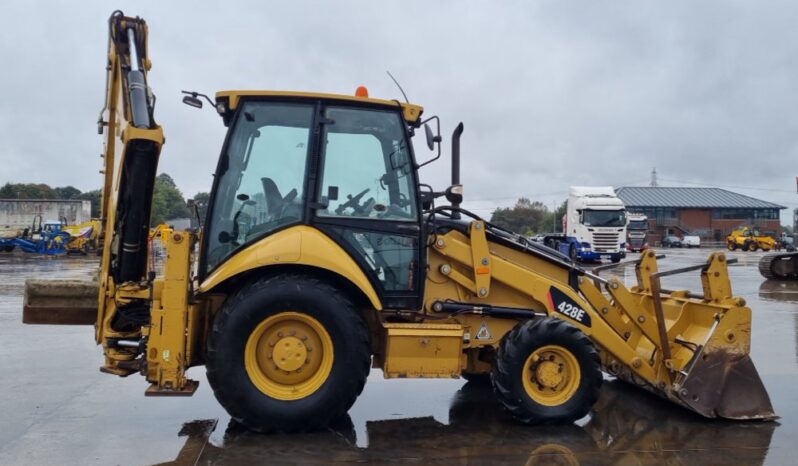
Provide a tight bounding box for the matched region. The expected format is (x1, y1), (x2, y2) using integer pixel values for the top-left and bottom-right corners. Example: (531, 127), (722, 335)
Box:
(181, 90), (215, 110)
(182, 95), (203, 108)
(425, 124), (435, 151)
(417, 116), (442, 168)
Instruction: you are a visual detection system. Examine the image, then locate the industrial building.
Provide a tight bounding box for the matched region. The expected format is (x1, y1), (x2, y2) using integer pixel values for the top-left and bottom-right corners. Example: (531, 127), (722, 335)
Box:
(615, 187), (785, 244)
(0, 199), (91, 230)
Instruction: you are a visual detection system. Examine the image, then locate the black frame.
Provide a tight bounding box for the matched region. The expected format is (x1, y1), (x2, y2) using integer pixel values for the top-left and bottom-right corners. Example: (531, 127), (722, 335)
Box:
(199, 95), (426, 310)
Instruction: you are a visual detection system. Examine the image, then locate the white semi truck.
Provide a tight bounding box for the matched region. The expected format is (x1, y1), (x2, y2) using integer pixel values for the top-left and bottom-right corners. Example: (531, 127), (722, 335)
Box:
(544, 186), (627, 263)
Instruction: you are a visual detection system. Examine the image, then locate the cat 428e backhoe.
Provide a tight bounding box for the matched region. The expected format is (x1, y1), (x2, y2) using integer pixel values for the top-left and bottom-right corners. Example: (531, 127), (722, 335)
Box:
(23, 12), (775, 432)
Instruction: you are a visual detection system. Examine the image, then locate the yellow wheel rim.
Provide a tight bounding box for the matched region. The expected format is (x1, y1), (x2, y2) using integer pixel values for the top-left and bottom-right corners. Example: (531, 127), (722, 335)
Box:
(522, 345), (581, 407)
(245, 311), (334, 401)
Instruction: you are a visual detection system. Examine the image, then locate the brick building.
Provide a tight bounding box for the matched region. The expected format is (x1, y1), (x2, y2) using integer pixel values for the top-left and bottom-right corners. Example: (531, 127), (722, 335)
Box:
(615, 187), (785, 244)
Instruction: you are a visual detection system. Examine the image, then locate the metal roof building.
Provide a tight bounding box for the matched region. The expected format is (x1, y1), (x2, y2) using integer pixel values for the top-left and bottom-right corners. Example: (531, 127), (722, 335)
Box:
(615, 187), (785, 243)
(615, 187), (785, 209)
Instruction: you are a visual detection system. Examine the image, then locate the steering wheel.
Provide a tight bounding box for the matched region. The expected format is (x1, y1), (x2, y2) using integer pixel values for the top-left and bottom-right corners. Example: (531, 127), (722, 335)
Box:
(396, 192), (410, 208)
(355, 197), (377, 216)
(335, 188), (370, 215)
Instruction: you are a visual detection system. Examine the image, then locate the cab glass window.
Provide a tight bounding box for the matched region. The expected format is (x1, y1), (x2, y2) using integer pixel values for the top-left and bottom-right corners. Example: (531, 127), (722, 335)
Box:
(205, 102), (313, 272)
(317, 107), (416, 221)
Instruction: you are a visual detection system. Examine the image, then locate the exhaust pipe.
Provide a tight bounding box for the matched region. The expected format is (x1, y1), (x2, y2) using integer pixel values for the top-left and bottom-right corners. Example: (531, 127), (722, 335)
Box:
(450, 122), (464, 219)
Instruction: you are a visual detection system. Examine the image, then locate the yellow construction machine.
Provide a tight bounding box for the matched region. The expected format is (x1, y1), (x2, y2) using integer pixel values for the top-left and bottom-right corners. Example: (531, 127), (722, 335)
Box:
(727, 227), (776, 252)
(22, 11), (775, 432)
(63, 219), (102, 254)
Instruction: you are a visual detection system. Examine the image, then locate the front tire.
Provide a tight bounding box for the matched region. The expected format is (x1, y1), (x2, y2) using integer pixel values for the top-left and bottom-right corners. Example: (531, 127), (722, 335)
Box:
(206, 274), (371, 432)
(748, 241), (759, 252)
(492, 317), (601, 425)
(727, 241), (737, 251)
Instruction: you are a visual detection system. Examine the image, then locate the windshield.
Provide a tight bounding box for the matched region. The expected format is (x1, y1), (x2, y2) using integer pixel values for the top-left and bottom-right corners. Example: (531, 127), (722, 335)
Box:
(205, 101), (314, 273)
(317, 106), (416, 220)
(582, 209), (626, 227)
(628, 220), (648, 230)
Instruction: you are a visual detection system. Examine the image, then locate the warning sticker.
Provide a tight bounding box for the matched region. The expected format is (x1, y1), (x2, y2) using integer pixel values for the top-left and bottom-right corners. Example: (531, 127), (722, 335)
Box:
(547, 287), (592, 327)
(475, 321), (493, 340)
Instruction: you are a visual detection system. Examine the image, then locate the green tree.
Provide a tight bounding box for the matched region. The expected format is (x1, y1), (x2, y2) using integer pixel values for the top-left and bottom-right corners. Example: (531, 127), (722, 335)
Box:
(77, 189), (102, 218)
(490, 198), (550, 235)
(543, 200), (567, 233)
(54, 186), (82, 199)
(192, 191), (210, 221)
(0, 182), (56, 199)
(150, 173), (190, 226)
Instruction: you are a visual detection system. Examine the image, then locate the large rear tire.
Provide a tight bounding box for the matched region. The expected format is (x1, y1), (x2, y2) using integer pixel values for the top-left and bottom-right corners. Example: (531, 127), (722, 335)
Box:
(206, 274), (371, 432)
(492, 317), (601, 425)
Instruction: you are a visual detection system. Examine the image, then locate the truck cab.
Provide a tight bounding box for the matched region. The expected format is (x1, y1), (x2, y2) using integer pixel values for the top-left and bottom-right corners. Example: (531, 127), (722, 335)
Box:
(557, 186), (627, 263)
(626, 213), (649, 252)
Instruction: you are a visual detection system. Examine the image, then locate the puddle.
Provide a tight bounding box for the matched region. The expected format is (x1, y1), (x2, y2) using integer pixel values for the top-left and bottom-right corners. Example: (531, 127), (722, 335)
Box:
(0, 248), (793, 465)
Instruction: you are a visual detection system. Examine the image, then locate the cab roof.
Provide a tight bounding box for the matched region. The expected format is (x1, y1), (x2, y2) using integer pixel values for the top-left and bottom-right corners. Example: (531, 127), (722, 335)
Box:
(215, 90), (424, 125)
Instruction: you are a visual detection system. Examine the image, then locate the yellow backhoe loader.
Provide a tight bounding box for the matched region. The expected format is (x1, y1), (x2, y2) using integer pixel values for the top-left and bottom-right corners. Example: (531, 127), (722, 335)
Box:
(22, 12), (775, 432)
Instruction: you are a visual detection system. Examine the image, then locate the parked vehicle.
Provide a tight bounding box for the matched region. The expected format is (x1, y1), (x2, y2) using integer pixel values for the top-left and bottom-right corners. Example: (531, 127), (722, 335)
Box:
(543, 187), (627, 263)
(661, 236), (682, 248)
(626, 213), (648, 252)
(682, 235), (700, 248)
(727, 227), (776, 252)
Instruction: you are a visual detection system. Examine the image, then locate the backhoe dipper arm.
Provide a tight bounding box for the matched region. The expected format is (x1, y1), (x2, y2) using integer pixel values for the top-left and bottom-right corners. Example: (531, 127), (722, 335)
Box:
(96, 11), (164, 344)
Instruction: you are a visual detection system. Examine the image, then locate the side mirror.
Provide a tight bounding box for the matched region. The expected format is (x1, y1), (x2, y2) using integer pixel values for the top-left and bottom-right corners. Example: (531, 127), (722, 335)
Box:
(181, 90), (215, 110)
(424, 123), (435, 150)
(182, 95), (203, 109)
(417, 116), (442, 168)
(444, 184), (463, 205)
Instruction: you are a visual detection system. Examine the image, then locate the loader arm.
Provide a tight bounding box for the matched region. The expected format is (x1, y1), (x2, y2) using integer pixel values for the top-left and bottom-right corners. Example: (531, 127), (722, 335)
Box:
(423, 214), (775, 420)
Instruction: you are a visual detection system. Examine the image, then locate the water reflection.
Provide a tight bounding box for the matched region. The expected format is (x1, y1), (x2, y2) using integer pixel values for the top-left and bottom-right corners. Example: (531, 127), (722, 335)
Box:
(759, 279), (798, 303)
(154, 380), (776, 466)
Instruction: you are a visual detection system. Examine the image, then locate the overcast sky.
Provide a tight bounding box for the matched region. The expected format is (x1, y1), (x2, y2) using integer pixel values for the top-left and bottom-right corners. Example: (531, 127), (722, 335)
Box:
(2, 1), (797, 223)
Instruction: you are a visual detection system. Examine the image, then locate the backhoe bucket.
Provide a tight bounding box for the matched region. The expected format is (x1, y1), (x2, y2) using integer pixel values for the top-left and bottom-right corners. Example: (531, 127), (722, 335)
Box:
(23, 279), (99, 325)
(601, 251), (776, 421)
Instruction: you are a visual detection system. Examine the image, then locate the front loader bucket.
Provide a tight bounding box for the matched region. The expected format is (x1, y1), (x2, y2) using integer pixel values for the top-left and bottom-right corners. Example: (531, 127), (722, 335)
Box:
(23, 279), (99, 325)
(678, 352), (775, 420)
(595, 251), (776, 421)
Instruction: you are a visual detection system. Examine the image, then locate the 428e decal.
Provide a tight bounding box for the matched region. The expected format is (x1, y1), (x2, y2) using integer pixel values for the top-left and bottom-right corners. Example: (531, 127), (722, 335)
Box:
(547, 287), (592, 327)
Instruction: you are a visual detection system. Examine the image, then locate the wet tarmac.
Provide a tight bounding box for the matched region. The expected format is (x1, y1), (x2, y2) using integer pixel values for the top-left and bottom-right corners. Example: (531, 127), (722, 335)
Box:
(0, 248), (795, 465)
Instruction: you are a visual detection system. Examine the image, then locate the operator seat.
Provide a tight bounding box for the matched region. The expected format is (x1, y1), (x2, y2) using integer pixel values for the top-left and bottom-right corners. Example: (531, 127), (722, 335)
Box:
(261, 177), (283, 217)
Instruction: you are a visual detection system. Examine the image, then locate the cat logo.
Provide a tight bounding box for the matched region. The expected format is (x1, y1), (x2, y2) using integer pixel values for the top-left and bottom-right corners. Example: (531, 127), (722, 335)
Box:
(475, 321), (493, 340)
(548, 287), (592, 327)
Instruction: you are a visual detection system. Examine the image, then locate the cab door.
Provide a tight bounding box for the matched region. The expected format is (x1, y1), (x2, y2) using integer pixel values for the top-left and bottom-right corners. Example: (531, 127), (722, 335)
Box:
(311, 105), (424, 310)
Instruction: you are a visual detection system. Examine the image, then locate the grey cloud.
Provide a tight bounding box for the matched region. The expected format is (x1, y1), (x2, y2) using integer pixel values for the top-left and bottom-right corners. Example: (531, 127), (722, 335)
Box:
(1, 1), (796, 222)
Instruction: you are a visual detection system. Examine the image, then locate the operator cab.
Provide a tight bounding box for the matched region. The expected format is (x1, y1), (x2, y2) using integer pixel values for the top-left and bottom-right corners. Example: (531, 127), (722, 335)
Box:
(202, 90), (428, 308)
